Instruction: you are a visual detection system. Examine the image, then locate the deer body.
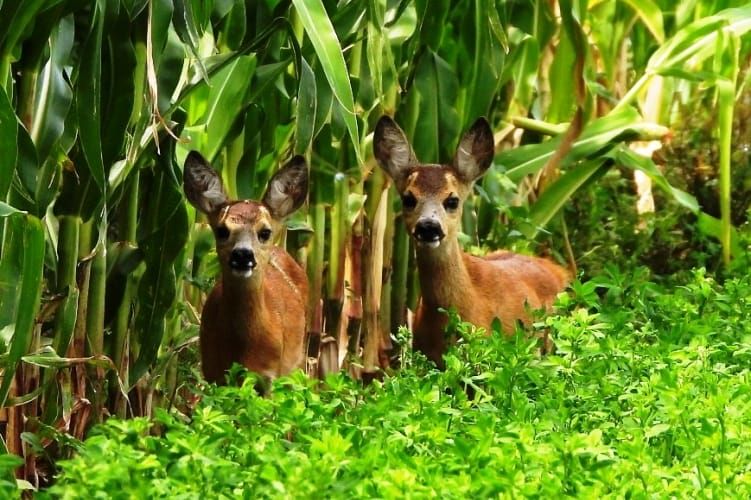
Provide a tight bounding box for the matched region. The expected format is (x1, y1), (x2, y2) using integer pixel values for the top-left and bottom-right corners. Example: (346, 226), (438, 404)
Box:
(184, 152), (309, 384)
(413, 245), (569, 365)
(374, 116), (569, 367)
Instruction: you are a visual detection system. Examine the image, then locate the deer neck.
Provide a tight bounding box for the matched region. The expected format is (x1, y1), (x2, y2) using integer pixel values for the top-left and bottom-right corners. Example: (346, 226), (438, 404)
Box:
(220, 270), (268, 341)
(415, 237), (471, 310)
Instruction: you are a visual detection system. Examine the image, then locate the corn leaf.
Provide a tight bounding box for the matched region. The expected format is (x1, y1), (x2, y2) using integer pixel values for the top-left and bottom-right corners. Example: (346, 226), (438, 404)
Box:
(292, 0), (362, 164)
(0, 85), (16, 201)
(0, 213), (45, 408)
(296, 57), (317, 155)
(497, 107), (664, 182)
(75, 0), (105, 195)
(523, 158), (609, 238)
(619, 0), (665, 43)
(130, 144), (189, 386)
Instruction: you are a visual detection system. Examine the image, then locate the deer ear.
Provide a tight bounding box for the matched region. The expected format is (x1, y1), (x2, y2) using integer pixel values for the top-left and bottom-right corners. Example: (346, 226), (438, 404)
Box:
(453, 117), (495, 182)
(183, 151), (228, 214)
(374, 116), (417, 190)
(263, 155), (309, 219)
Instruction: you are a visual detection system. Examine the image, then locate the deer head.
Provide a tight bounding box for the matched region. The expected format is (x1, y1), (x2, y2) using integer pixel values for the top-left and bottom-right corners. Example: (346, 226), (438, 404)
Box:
(183, 151), (308, 281)
(374, 116), (494, 249)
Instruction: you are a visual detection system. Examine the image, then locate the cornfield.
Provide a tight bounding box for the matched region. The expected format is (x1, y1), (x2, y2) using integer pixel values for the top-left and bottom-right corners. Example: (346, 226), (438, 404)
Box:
(1, 0), (750, 487)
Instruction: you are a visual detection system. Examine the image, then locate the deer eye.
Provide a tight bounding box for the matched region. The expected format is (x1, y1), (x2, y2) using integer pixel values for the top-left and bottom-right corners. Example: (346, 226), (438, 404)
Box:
(401, 193), (417, 210)
(258, 227), (272, 242)
(214, 225), (230, 240)
(443, 196), (460, 211)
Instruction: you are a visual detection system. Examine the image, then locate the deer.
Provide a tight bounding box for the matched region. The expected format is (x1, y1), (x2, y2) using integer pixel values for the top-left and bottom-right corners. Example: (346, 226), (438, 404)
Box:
(183, 151), (309, 384)
(374, 116), (570, 368)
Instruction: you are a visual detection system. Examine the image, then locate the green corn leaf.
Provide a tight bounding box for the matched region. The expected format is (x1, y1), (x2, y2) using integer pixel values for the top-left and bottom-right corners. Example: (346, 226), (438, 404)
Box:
(497, 107), (664, 182)
(101, 7), (137, 168)
(292, 0), (362, 165)
(75, 0), (105, 195)
(502, 33), (540, 116)
(21, 346), (129, 402)
(151, 0), (177, 115)
(411, 51), (459, 163)
(0, 85), (16, 201)
(619, 0), (665, 43)
(0, 213), (45, 408)
(122, 0), (148, 19)
(29, 14), (73, 162)
(296, 57), (317, 155)
(11, 123), (40, 214)
(462, 0), (505, 126)
(130, 144), (189, 386)
(616, 6), (751, 111)
(185, 55), (257, 163)
(647, 11), (747, 71)
(365, 0), (385, 108)
(22, 348), (114, 370)
(222, 0), (247, 51)
(0, 0), (52, 58)
(247, 60), (292, 107)
(523, 158), (609, 238)
(5, 385), (44, 407)
(313, 62), (333, 138)
(173, 0), (209, 82)
(0, 202), (22, 216)
(546, 26), (576, 123)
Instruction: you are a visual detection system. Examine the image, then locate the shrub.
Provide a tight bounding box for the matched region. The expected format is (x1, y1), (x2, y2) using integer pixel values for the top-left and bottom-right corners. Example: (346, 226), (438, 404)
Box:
(42, 269), (751, 498)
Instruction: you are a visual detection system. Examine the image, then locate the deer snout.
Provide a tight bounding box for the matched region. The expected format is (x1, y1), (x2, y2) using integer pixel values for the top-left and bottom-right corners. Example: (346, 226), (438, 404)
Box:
(413, 219), (445, 246)
(229, 247), (257, 272)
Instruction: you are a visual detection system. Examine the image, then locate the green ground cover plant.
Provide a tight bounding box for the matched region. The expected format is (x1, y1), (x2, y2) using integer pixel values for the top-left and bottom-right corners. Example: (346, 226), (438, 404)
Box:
(23, 267), (751, 498)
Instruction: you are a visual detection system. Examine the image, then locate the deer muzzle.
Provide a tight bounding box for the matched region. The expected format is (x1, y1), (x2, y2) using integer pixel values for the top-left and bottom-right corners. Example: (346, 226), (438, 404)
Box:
(229, 247), (257, 275)
(413, 218), (445, 248)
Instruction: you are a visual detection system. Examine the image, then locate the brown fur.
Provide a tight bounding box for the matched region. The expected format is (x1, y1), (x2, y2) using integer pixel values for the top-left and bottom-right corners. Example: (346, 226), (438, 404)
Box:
(200, 247), (307, 382)
(404, 165), (457, 194)
(374, 116), (570, 367)
(184, 151), (309, 384)
(412, 243), (569, 366)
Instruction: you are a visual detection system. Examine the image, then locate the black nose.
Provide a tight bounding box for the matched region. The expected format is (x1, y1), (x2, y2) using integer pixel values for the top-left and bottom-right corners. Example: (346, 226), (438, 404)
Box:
(230, 248), (256, 270)
(413, 219), (445, 243)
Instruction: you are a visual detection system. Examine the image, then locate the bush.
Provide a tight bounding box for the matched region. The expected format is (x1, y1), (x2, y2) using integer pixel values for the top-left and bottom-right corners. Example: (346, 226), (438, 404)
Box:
(41, 269), (751, 498)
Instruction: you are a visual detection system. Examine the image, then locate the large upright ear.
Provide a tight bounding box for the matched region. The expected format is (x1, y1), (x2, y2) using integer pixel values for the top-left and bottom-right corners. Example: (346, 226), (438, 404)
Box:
(183, 151), (229, 214)
(374, 116), (417, 190)
(262, 155), (309, 219)
(453, 117), (495, 182)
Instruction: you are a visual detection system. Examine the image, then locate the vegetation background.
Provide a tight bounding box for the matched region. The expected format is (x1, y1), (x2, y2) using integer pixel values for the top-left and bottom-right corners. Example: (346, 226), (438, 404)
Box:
(2, 0), (751, 494)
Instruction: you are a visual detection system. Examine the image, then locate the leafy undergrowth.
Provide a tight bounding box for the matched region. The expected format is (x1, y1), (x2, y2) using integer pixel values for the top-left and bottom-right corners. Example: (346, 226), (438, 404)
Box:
(22, 268), (751, 498)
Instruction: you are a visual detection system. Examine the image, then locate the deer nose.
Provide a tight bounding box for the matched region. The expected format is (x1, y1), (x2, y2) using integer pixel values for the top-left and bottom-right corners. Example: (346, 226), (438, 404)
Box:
(229, 248), (256, 271)
(413, 219), (445, 243)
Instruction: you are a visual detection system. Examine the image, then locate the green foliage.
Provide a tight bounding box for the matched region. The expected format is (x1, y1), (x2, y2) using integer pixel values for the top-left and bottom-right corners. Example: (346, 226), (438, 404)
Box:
(560, 85), (751, 278)
(0, 453), (24, 499)
(0, 210), (45, 407)
(43, 269), (751, 497)
(562, 166), (721, 277)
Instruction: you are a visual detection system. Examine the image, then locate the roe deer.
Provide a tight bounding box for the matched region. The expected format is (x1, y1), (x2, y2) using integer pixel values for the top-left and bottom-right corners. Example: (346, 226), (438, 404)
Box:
(374, 116), (569, 367)
(183, 151), (309, 384)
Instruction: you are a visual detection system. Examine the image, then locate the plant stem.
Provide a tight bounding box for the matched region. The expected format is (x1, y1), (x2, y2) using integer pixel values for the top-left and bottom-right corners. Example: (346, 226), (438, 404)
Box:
(86, 238), (106, 425)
